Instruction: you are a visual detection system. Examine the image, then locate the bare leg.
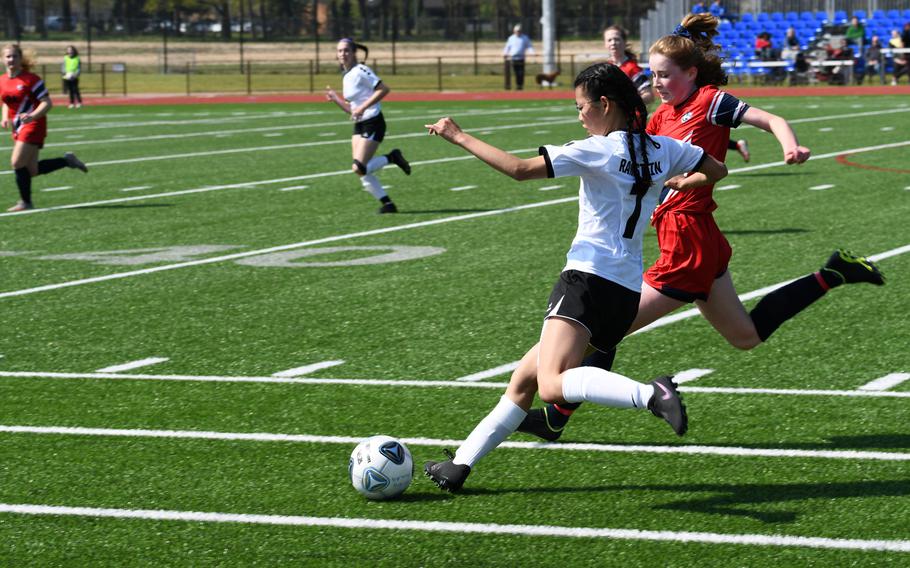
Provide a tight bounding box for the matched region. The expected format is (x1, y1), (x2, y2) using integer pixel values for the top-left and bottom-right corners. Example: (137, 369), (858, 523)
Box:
(695, 271), (762, 350)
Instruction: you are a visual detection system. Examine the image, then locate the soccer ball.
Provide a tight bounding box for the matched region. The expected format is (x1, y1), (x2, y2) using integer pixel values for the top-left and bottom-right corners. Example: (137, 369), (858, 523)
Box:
(349, 435), (413, 500)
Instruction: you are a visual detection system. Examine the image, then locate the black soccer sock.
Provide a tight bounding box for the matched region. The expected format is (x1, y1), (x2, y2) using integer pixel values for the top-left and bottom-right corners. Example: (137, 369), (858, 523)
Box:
(14, 167), (32, 205)
(544, 347), (617, 428)
(379, 195), (392, 205)
(37, 158), (68, 175)
(728, 139), (738, 150)
(749, 274), (827, 342)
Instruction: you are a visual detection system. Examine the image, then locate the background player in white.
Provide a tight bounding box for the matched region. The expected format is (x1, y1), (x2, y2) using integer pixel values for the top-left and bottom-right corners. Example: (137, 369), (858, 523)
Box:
(325, 39), (410, 214)
(422, 63), (728, 493)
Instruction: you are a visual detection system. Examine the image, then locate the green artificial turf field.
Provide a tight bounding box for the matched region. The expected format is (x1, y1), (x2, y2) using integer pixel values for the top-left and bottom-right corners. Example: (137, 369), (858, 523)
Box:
(0, 95), (908, 566)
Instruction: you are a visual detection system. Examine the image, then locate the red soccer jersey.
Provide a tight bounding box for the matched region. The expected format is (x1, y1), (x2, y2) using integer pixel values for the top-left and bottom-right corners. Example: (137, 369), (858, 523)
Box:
(0, 70), (49, 137)
(617, 57), (651, 96)
(646, 85), (749, 216)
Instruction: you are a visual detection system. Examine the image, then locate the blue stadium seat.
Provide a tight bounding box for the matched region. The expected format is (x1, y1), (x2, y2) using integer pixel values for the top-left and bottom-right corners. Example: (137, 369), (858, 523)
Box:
(786, 12), (799, 22)
(904, 9), (910, 19)
(834, 10), (847, 24)
(816, 11), (828, 22)
(887, 10), (900, 20)
(872, 10), (885, 20)
(771, 12), (784, 22)
(799, 11), (814, 22)
(757, 13), (770, 22)
(740, 13), (754, 23)
(854, 10), (867, 21)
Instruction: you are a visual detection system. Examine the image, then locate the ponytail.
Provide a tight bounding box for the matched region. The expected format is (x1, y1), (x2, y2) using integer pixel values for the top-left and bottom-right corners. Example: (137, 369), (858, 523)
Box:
(650, 13), (727, 86)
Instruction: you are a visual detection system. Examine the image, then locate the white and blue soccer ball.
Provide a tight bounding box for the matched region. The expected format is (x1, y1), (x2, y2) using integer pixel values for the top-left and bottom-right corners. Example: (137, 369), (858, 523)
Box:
(349, 435), (413, 500)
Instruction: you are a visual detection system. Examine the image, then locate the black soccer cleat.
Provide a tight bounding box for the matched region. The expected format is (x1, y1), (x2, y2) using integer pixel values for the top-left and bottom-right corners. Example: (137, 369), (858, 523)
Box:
(388, 149), (411, 175)
(378, 202), (398, 214)
(516, 407), (564, 442)
(64, 151), (88, 173)
(647, 375), (688, 436)
(424, 449), (471, 493)
(822, 249), (885, 286)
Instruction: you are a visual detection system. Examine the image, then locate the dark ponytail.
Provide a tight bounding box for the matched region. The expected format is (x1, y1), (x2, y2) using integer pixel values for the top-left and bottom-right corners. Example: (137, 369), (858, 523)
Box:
(574, 62), (656, 237)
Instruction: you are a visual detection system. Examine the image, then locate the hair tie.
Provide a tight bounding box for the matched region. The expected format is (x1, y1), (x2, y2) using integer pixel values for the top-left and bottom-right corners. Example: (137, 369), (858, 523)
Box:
(673, 25), (691, 38)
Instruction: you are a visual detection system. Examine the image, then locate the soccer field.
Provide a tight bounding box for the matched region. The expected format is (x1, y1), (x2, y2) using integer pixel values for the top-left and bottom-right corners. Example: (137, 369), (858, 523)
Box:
(0, 95), (908, 565)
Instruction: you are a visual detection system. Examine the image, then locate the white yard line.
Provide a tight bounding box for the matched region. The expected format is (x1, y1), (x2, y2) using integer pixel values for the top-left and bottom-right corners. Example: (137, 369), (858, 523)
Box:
(40, 186), (72, 192)
(271, 360), (345, 378)
(672, 369), (714, 384)
(120, 185), (151, 192)
(1, 371), (909, 398)
(450, 185), (477, 191)
(94, 358), (169, 373)
(278, 185), (309, 192)
(2, 425), (909, 462)
(858, 373), (910, 392)
(1, 503), (906, 552)
(455, 362), (520, 382)
(0, 195), (573, 299)
(809, 184), (835, 191)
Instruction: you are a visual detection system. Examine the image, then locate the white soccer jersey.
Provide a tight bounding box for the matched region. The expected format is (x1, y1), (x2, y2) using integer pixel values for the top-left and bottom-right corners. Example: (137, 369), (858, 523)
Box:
(540, 131), (706, 292)
(342, 63), (382, 122)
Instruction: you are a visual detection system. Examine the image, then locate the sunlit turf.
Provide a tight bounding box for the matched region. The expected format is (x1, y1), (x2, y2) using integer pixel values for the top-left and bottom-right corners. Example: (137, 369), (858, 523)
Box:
(0, 95), (908, 565)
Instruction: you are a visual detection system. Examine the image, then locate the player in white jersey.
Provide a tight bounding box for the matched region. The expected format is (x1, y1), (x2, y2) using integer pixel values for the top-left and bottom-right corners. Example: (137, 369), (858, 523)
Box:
(422, 62), (728, 493)
(325, 39), (410, 213)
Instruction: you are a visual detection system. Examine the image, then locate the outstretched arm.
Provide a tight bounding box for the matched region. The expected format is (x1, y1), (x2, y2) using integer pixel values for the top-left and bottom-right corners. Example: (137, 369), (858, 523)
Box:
(741, 106), (810, 164)
(425, 117), (548, 181)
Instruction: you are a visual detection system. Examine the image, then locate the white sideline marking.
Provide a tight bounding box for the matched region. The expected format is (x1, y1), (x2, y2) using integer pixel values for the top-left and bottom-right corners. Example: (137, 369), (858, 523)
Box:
(272, 360), (345, 378)
(2, 371), (910, 398)
(534, 130), (550, 134)
(716, 184), (740, 191)
(819, 127), (834, 132)
(2, 425), (909, 462)
(881, 127), (895, 131)
(95, 358), (169, 373)
(673, 369), (714, 384)
(538, 185), (564, 191)
(0, 195), (575, 298)
(1, 503), (907, 553)
(858, 373), (910, 392)
(41, 186), (72, 192)
(120, 185), (151, 192)
(317, 132), (335, 137)
(809, 184), (835, 190)
(456, 362), (519, 382)
(450, 185), (477, 191)
(278, 185), (309, 192)
(263, 133), (284, 137)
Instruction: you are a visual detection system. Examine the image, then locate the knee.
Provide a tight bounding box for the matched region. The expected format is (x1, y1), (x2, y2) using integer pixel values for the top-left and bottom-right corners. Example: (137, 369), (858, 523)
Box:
(728, 334), (762, 351)
(352, 159), (366, 176)
(537, 373), (564, 404)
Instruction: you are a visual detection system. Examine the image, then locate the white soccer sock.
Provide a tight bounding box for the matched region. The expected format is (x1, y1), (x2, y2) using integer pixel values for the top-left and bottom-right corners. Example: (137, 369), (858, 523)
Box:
(561, 366), (654, 409)
(360, 174), (387, 200)
(366, 155), (389, 174)
(453, 395), (527, 468)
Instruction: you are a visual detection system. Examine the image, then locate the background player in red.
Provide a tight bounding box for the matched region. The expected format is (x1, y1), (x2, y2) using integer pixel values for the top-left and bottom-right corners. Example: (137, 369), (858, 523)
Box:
(603, 25), (654, 105)
(516, 14), (885, 441)
(1, 44), (87, 212)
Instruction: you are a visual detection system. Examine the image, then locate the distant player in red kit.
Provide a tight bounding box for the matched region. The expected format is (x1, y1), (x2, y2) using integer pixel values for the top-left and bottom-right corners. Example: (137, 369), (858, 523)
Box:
(0, 44), (87, 212)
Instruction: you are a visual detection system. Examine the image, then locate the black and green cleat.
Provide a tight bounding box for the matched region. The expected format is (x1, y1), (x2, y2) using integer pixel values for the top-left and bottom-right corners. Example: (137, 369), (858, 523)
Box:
(515, 407), (564, 442)
(822, 249), (885, 286)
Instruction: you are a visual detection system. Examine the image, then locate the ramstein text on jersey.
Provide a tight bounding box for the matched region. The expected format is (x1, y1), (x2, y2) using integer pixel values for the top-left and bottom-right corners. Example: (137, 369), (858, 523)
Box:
(618, 158), (663, 177)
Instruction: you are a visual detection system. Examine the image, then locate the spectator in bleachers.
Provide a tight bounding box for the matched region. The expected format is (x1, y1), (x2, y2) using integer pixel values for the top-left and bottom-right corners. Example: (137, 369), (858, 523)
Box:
(826, 38), (854, 84)
(889, 29), (908, 85)
(782, 27), (800, 60)
(845, 17), (866, 48)
(708, 0), (725, 20)
(755, 32), (773, 59)
(692, 1), (706, 15)
(863, 36), (883, 83)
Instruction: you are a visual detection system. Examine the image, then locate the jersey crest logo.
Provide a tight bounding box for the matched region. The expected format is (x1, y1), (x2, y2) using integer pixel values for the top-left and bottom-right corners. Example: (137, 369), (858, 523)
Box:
(680, 111), (693, 123)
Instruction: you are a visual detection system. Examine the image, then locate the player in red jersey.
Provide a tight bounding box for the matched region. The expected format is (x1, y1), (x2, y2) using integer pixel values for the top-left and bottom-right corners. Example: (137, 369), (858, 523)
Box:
(515, 15), (885, 441)
(0, 44), (87, 212)
(603, 26), (654, 105)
